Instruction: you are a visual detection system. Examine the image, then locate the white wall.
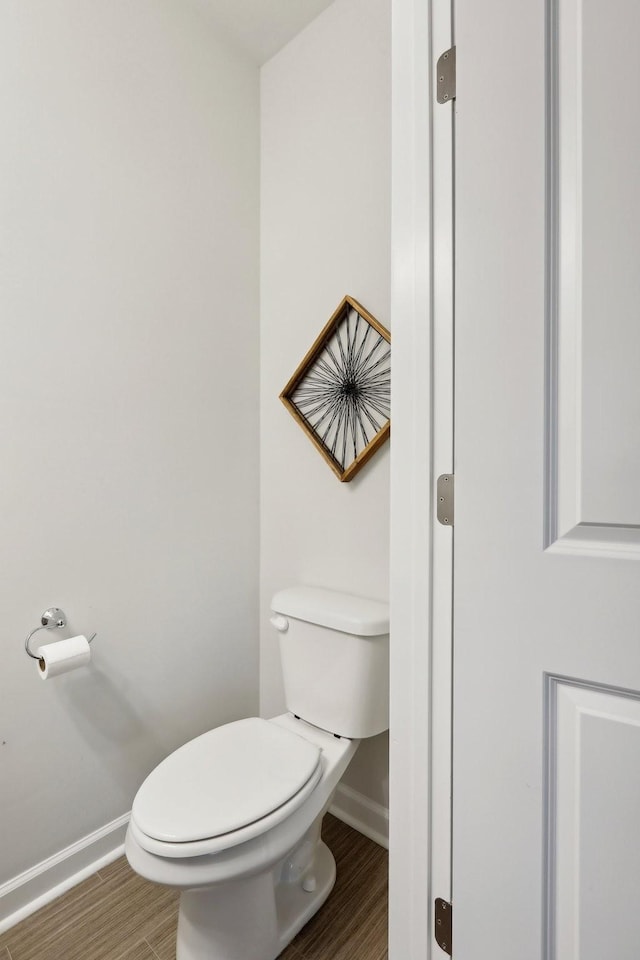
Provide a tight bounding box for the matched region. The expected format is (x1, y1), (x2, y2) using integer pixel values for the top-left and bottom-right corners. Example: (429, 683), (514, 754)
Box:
(0, 0), (259, 893)
(260, 0), (391, 814)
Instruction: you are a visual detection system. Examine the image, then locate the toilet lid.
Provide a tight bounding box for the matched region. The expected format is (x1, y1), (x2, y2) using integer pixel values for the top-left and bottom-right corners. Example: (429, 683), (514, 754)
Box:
(131, 717), (322, 844)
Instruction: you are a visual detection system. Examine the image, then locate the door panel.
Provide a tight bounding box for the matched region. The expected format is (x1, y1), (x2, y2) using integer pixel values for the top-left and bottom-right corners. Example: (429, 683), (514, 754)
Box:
(548, 679), (640, 960)
(580, 0), (640, 525)
(454, 0), (640, 956)
(549, 0), (640, 547)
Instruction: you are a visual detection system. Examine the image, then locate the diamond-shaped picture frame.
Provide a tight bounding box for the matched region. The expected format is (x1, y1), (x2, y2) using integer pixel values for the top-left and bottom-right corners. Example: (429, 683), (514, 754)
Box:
(280, 296), (391, 482)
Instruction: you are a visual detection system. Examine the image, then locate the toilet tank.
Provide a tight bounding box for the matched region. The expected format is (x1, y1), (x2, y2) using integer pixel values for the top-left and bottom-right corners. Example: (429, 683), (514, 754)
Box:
(270, 586), (389, 740)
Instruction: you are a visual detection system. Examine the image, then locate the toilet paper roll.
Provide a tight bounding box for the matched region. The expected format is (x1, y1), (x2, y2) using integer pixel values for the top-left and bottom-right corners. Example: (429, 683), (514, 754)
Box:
(36, 635), (91, 679)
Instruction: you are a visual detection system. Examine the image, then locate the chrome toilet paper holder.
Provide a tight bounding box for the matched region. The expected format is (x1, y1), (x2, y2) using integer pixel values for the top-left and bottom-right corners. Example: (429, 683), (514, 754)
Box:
(25, 608), (97, 660)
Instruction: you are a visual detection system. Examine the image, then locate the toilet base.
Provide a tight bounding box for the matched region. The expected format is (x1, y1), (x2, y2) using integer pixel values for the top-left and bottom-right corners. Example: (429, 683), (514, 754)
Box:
(277, 840), (336, 948)
(176, 840), (336, 960)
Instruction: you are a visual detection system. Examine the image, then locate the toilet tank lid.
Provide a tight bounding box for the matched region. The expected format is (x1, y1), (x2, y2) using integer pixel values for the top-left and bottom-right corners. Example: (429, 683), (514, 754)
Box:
(271, 586), (389, 637)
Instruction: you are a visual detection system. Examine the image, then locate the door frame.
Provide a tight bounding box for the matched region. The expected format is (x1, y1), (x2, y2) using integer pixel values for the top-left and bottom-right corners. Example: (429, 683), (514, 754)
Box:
(389, 0), (454, 956)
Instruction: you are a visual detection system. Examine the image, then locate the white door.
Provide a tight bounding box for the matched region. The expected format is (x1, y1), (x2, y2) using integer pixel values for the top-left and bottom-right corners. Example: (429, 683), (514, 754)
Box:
(453, 0), (640, 957)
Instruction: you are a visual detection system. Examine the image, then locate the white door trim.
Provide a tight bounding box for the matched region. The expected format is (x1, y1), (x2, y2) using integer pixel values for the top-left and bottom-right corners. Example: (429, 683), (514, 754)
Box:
(389, 0), (454, 956)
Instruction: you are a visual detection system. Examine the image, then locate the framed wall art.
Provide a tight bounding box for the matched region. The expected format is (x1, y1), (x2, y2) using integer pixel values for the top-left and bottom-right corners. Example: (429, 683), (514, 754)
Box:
(280, 295), (391, 482)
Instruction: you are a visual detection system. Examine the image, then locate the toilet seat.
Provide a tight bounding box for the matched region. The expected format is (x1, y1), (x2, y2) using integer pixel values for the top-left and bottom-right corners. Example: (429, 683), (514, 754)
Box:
(130, 717), (323, 859)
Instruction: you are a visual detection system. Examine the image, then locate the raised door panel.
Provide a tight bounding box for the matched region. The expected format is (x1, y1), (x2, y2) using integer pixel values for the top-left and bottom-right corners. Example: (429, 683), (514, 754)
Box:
(546, 679), (640, 960)
(547, 0), (640, 555)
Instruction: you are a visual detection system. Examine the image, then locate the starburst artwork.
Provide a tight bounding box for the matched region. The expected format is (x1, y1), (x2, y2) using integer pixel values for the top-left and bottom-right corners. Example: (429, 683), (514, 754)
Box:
(280, 296), (391, 482)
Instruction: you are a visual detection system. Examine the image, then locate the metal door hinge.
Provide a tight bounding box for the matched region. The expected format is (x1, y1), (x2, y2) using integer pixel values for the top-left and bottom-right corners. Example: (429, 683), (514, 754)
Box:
(437, 474), (454, 526)
(435, 898), (453, 955)
(436, 46), (456, 103)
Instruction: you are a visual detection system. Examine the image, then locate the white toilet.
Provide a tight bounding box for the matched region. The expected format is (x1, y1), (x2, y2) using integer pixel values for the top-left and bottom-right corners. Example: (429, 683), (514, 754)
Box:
(125, 586), (389, 960)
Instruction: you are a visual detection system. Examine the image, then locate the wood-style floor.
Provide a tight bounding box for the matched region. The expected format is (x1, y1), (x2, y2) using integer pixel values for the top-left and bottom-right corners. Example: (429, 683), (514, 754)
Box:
(0, 815), (387, 960)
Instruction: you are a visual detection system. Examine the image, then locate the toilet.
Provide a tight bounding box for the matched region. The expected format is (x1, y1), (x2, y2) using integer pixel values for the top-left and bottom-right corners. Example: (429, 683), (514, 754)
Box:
(125, 585), (389, 960)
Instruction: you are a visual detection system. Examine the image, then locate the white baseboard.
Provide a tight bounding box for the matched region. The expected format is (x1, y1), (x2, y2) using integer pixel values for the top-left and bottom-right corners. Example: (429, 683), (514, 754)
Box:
(329, 783), (389, 849)
(0, 812), (130, 934)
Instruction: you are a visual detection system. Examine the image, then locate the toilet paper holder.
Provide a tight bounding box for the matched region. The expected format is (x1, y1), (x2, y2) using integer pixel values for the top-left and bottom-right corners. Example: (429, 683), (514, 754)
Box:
(25, 608), (97, 660)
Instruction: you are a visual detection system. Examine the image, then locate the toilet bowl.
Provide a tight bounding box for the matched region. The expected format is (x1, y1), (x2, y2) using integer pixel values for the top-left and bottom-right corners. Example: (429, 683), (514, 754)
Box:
(126, 586), (389, 960)
(126, 714), (359, 960)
